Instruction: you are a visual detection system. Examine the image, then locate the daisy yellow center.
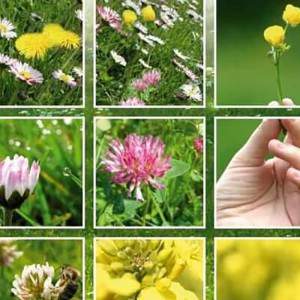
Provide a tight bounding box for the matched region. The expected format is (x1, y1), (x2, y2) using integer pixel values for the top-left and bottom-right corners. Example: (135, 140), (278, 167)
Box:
(0, 24), (8, 33)
(59, 74), (71, 83)
(20, 71), (32, 80)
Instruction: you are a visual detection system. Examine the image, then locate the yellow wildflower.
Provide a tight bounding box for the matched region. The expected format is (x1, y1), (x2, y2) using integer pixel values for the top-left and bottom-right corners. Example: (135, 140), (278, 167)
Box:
(15, 33), (50, 59)
(122, 10), (137, 26)
(283, 4), (300, 26)
(142, 5), (156, 22)
(43, 23), (80, 49)
(95, 239), (203, 300)
(264, 25), (285, 47)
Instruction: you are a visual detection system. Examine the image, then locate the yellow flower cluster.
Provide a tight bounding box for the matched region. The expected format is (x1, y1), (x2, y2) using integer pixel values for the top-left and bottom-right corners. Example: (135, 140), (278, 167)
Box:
(122, 5), (156, 26)
(217, 239), (300, 300)
(15, 23), (80, 59)
(95, 239), (203, 300)
(264, 3), (300, 47)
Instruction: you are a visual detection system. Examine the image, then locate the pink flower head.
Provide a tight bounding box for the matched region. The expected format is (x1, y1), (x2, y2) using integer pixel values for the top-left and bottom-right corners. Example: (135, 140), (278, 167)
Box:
(194, 138), (204, 154)
(119, 97), (146, 106)
(102, 134), (172, 201)
(0, 155), (40, 209)
(97, 6), (122, 32)
(142, 70), (161, 86)
(132, 79), (148, 92)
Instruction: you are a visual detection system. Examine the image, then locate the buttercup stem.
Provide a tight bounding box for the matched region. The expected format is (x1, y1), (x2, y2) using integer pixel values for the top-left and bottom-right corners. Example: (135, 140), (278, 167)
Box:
(275, 59), (283, 103)
(3, 209), (13, 226)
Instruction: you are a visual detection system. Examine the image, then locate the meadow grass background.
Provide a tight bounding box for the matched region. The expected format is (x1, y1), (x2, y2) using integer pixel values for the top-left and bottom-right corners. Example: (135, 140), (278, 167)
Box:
(96, 0), (203, 105)
(96, 119), (204, 227)
(0, 119), (83, 227)
(217, 0), (300, 106)
(1, 0), (300, 299)
(0, 0), (82, 106)
(0, 239), (83, 300)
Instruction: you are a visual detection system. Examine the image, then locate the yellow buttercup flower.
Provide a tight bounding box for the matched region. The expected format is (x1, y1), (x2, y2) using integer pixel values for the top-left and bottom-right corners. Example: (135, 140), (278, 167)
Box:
(95, 240), (203, 300)
(15, 33), (50, 59)
(264, 25), (285, 47)
(43, 24), (80, 49)
(122, 10), (137, 26)
(283, 4), (300, 26)
(142, 5), (156, 22)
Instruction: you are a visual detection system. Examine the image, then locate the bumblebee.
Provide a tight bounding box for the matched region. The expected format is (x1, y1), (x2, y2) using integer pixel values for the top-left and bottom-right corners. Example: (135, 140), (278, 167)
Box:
(56, 266), (81, 300)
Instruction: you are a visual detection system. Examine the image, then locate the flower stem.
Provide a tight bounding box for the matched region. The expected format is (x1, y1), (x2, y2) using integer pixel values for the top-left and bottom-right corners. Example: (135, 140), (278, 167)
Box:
(275, 59), (283, 103)
(3, 209), (13, 226)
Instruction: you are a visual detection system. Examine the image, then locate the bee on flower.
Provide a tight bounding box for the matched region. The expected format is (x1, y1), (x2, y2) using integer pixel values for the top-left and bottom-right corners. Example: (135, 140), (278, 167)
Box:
(102, 134), (171, 201)
(53, 69), (77, 88)
(0, 18), (17, 40)
(9, 62), (44, 85)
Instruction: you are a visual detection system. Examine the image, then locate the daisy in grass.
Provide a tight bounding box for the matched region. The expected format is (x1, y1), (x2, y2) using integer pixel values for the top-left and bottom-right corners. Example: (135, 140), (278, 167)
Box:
(15, 33), (50, 59)
(97, 6), (122, 32)
(53, 69), (77, 87)
(0, 18), (17, 40)
(119, 97), (145, 106)
(180, 82), (202, 102)
(102, 134), (171, 201)
(9, 62), (43, 85)
(0, 53), (17, 66)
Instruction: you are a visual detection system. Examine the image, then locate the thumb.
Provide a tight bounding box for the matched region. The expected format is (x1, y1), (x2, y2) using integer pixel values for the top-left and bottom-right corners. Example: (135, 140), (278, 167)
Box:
(231, 119), (281, 166)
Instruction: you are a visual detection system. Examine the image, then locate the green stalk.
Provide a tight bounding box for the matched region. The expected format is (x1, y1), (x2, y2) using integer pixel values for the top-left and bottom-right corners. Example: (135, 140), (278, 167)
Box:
(275, 59), (283, 103)
(3, 209), (13, 226)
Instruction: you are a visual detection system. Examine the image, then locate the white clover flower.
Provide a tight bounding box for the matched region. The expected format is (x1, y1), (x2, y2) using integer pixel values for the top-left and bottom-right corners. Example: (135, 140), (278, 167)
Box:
(180, 82), (202, 102)
(0, 18), (17, 40)
(11, 263), (56, 300)
(53, 69), (77, 87)
(110, 50), (127, 67)
(9, 62), (44, 85)
(0, 155), (40, 210)
(0, 240), (23, 267)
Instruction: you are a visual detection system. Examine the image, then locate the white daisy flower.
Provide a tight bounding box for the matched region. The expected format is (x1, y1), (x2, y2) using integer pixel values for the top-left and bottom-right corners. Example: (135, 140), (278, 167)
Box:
(173, 49), (190, 61)
(122, 0), (141, 15)
(134, 21), (148, 34)
(0, 53), (13, 65)
(187, 9), (203, 22)
(146, 35), (165, 45)
(139, 59), (151, 69)
(173, 58), (198, 81)
(9, 62), (43, 85)
(53, 69), (77, 87)
(73, 66), (83, 77)
(76, 9), (83, 21)
(138, 33), (155, 47)
(110, 50), (127, 66)
(180, 83), (202, 102)
(0, 18), (17, 40)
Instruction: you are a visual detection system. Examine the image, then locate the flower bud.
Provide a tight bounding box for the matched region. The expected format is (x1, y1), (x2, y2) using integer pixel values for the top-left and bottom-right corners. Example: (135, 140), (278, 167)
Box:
(264, 25), (285, 47)
(283, 4), (300, 26)
(122, 10), (137, 26)
(142, 5), (156, 22)
(0, 155), (40, 210)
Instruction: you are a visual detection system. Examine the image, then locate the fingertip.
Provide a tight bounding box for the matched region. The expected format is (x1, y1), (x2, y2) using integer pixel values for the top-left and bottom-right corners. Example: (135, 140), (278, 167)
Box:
(268, 139), (283, 152)
(268, 101), (280, 107)
(287, 167), (300, 185)
(282, 98), (295, 106)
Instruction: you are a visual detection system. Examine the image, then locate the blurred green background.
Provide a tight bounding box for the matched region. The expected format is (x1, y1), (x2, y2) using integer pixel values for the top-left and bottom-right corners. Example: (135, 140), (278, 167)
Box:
(217, 0), (300, 105)
(96, 119), (204, 227)
(217, 119), (260, 178)
(0, 239), (83, 299)
(0, 118), (83, 227)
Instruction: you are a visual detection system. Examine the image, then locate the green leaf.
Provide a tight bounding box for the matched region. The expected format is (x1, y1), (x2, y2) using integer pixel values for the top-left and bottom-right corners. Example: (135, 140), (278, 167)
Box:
(123, 200), (143, 219)
(164, 159), (190, 180)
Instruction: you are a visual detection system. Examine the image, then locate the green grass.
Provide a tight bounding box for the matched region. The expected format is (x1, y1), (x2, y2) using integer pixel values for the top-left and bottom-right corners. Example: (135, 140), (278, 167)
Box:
(96, 0), (203, 105)
(0, 239), (83, 299)
(0, 0), (82, 106)
(95, 119), (204, 227)
(0, 118), (83, 227)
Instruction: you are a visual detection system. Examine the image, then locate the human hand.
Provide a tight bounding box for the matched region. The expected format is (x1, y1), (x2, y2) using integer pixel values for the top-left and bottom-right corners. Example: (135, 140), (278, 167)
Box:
(217, 109), (300, 227)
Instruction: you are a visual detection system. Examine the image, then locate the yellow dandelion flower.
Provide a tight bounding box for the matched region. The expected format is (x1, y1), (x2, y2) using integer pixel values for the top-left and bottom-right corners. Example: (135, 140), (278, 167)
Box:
(283, 4), (300, 26)
(15, 33), (50, 59)
(43, 23), (80, 49)
(142, 5), (156, 22)
(122, 10), (137, 26)
(263, 25), (285, 47)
